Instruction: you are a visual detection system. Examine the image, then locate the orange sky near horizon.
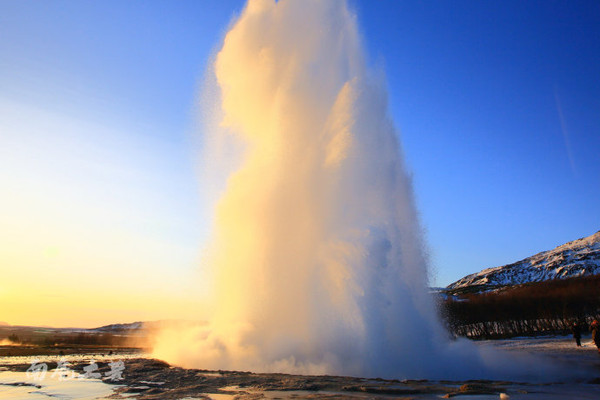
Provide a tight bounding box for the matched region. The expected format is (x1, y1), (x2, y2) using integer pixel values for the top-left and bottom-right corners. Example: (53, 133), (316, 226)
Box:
(0, 98), (211, 328)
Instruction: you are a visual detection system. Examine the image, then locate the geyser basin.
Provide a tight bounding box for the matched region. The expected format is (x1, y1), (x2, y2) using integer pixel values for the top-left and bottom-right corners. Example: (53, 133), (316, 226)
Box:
(151, 0), (582, 381)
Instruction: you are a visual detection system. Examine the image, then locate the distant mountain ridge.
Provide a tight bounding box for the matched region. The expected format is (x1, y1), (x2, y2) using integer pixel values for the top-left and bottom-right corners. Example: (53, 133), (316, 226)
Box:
(447, 230), (600, 293)
(92, 321), (145, 332)
(91, 319), (192, 332)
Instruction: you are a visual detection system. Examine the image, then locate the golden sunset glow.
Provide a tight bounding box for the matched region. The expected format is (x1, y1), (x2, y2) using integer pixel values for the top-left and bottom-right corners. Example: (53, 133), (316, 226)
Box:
(0, 99), (207, 328)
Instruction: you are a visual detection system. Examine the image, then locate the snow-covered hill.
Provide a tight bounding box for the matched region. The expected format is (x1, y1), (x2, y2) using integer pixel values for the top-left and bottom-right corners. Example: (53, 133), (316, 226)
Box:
(91, 319), (192, 332)
(447, 230), (600, 292)
(92, 321), (145, 332)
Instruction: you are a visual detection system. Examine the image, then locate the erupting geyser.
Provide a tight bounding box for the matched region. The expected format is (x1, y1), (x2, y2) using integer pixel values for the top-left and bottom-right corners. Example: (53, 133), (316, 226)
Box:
(152, 0), (543, 379)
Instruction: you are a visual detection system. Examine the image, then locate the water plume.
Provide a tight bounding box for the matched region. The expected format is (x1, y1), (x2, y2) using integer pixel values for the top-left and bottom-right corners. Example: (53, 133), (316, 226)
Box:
(152, 0), (568, 380)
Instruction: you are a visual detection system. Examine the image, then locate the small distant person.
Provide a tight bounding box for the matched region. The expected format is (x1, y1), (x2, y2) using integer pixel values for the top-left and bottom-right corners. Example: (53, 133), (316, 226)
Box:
(571, 321), (582, 347)
(592, 320), (600, 353)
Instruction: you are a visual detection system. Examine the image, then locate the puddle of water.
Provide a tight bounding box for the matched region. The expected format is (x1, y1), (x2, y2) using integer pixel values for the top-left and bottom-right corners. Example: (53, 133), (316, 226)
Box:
(197, 372), (224, 377)
(0, 371), (118, 399)
(181, 398), (214, 400)
(203, 394), (237, 400)
(0, 353), (146, 366)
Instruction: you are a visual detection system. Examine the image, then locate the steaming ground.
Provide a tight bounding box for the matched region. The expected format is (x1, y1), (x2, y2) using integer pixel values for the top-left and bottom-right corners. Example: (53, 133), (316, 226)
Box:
(1, 337), (600, 399)
(151, 0), (588, 381)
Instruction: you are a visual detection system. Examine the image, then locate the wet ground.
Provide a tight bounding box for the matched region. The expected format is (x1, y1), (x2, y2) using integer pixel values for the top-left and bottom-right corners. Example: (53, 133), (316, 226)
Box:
(1, 336), (600, 399)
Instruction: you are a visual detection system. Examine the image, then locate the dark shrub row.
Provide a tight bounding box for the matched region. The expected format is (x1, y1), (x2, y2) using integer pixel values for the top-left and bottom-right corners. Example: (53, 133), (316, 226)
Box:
(440, 274), (600, 339)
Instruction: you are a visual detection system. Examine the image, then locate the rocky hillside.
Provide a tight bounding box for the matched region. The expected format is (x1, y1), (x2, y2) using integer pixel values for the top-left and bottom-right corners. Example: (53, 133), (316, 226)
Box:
(447, 230), (600, 293)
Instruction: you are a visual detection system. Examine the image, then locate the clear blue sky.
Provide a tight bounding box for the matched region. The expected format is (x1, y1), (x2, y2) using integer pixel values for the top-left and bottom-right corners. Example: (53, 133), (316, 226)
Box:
(1, 0), (598, 303)
(355, 0), (600, 284)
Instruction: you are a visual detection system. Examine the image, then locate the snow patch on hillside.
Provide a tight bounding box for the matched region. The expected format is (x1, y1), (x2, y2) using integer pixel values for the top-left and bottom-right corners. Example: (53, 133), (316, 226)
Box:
(447, 231), (600, 291)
